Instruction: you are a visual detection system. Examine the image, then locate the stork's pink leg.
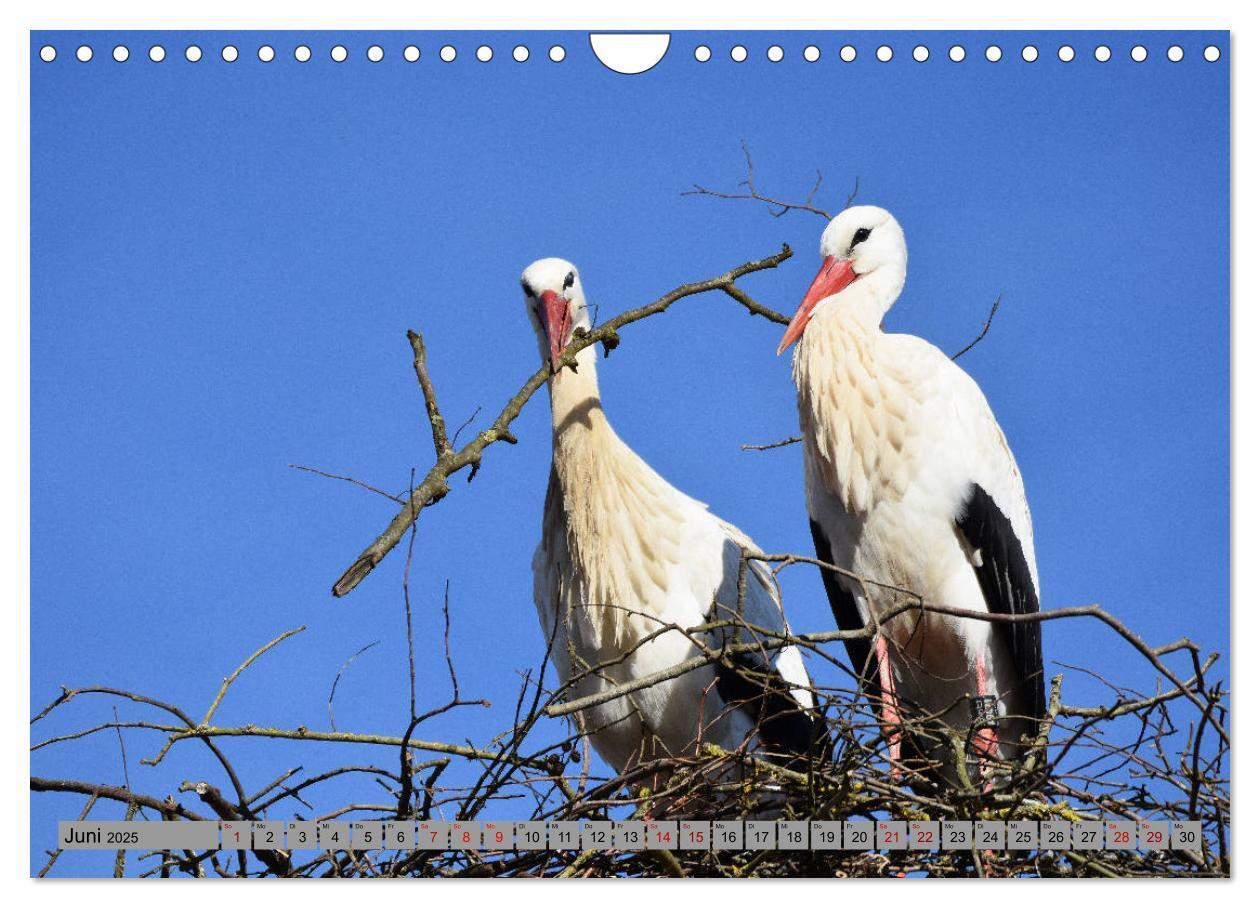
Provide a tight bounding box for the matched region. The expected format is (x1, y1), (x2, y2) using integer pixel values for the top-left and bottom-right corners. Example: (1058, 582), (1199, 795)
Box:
(970, 657), (999, 793)
(873, 635), (902, 772)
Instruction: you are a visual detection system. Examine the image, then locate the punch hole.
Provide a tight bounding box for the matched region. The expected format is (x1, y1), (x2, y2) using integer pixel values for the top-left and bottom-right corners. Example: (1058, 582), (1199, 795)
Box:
(985, 45), (1002, 62)
(949, 45), (965, 62)
(476, 45), (493, 62)
(767, 45), (784, 62)
(185, 45), (202, 63)
(440, 45), (456, 62)
(913, 45), (929, 62)
(1167, 45), (1184, 62)
(1058, 45), (1074, 62)
(1204, 45), (1220, 62)
(511, 46), (528, 62)
(295, 45), (312, 62)
(1131, 45), (1148, 62)
(1095, 45), (1112, 62)
(876, 45), (893, 62)
(549, 45), (566, 62)
(39, 45), (56, 62)
(149, 45), (166, 63)
(331, 45), (348, 63)
(694, 45), (711, 62)
(1021, 45), (1038, 62)
(840, 45), (856, 62)
(589, 33), (668, 73)
(803, 45), (820, 62)
(112, 45), (129, 63)
(258, 45), (275, 63)
(731, 45), (748, 62)
(367, 45), (384, 62)
(76, 45), (92, 63)
(404, 45), (421, 62)
(221, 46), (238, 63)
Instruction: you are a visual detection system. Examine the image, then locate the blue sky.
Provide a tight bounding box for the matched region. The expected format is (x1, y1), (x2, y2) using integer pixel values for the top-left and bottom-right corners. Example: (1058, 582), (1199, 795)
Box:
(30, 30), (1228, 875)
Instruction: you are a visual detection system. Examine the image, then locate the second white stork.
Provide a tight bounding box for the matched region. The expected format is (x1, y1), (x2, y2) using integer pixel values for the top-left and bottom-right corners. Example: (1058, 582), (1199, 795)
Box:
(777, 206), (1044, 790)
(523, 257), (817, 779)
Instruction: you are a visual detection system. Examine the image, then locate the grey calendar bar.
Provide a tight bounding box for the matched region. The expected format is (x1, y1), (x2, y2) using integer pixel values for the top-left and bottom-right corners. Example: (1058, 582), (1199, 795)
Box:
(58, 821), (220, 850)
(52, 818), (1203, 852)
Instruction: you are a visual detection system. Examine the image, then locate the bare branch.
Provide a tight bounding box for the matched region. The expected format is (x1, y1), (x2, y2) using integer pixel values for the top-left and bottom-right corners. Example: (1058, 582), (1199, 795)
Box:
(683, 140), (838, 221)
(408, 330), (453, 459)
(327, 641), (379, 732)
(952, 296), (1003, 361)
(740, 435), (802, 452)
(288, 464), (406, 504)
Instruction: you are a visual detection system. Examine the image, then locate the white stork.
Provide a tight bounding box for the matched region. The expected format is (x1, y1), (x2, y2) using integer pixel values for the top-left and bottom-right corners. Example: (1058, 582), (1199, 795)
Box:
(777, 207), (1044, 789)
(523, 257), (817, 778)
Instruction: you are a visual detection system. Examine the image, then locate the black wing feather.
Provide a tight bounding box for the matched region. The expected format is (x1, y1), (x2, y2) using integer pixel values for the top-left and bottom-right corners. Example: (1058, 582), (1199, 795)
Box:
(956, 483), (1045, 720)
(713, 653), (820, 764)
(809, 519), (877, 694)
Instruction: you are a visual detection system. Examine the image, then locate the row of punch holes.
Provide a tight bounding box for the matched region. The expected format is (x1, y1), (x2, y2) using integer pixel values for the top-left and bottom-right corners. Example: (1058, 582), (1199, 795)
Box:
(39, 41), (1223, 65)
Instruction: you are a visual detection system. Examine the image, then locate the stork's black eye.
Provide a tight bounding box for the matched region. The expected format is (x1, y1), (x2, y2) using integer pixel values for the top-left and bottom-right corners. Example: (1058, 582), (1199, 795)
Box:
(521, 280), (534, 298)
(563, 271), (575, 290)
(850, 227), (872, 251)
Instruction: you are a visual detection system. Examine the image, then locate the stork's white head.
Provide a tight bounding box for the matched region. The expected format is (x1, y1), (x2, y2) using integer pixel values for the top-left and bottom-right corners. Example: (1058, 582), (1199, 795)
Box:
(521, 257), (592, 374)
(777, 205), (908, 354)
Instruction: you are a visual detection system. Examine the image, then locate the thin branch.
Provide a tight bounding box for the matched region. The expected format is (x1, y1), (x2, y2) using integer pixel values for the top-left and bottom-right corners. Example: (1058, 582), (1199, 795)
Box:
(203, 626), (306, 729)
(403, 469), (419, 719)
(682, 140), (837, 221)
(740, 435), (803, 452)
(35, 719), (555, 771)
(952, 296), (1002, 361)
(450, 406), (481, 447)
(31, 777), (204, 820)
(288, 464), (406, 503)
(38, 792), (99, 877)
(327, 641), (379, 732)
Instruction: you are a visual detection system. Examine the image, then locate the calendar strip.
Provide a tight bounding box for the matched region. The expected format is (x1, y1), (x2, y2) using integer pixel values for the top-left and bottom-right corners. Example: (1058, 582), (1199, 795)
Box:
(57, 818), (1201, 853)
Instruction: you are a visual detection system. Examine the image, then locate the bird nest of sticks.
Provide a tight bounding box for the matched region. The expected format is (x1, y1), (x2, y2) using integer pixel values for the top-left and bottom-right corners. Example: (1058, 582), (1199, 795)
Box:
(31, 597), (1229, 878)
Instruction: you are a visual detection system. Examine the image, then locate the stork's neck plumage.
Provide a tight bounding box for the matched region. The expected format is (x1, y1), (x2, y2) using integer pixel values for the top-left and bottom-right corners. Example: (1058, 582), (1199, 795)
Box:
(547, 342), (607, 446)
(824, 264), (905, 332)
(544, 342), (690, 641)
(792, 271), (915, 515)
(546, 341), (648, 531)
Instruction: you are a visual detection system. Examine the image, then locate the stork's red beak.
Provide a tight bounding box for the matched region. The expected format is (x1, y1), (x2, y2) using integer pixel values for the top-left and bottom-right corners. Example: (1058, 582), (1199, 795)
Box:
(776, 256), (859, 355)
(540, 290), (572, 373)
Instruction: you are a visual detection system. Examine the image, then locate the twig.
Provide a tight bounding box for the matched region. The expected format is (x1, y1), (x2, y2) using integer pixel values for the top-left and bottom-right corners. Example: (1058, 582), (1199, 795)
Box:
(203, 626), (306, 729)
(403, 469), (419, 718)
(741, 435), (803, 451)
(952, 296), (1002, 361)
(288, 464), (406, 503)
(38, 792), (99, 877)
(37, 719), (556, 771)
(327, 641), (380, 732)
(32, 777), (203, 820)
(683, 140), (839, 221)
(450, 406), (481, 447)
